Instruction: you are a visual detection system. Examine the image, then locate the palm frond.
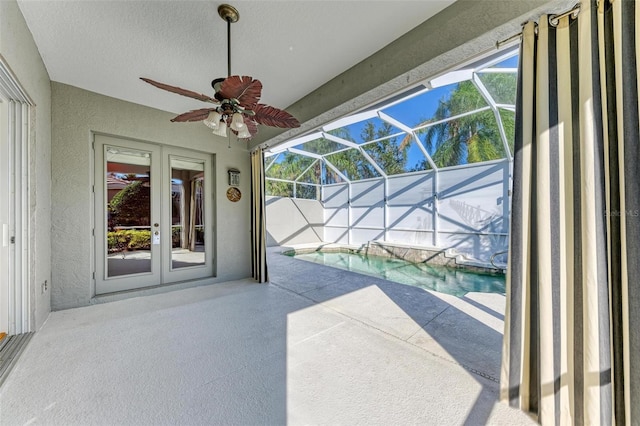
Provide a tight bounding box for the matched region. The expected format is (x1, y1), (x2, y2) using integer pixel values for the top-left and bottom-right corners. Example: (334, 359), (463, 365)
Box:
(432, 136), (465, 168)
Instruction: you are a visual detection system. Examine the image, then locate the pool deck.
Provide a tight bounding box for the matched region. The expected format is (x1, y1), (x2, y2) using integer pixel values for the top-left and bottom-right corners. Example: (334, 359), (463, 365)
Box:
(268, 245), (508, 386)
(0, 246), (534, 425)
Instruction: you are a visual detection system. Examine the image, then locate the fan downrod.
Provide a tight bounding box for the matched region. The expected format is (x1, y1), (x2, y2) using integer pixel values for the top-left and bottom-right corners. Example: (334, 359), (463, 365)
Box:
(218, 4), (239, 23)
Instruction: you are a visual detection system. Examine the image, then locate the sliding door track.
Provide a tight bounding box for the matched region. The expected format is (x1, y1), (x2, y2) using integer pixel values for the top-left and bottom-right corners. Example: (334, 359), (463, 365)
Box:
(0, 333), (33, 387)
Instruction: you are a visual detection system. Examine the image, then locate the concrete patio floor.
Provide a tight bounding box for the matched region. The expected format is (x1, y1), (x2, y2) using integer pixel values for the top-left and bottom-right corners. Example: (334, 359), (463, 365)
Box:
(0, 249), (535, 425)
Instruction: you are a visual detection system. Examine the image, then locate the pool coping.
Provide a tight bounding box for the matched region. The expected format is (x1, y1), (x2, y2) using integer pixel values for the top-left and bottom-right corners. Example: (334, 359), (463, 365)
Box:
(278, 241), (506, 276)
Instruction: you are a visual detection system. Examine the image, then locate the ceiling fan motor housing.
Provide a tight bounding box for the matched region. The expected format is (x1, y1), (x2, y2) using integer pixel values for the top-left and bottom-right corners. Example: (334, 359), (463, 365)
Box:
(211, 78), (225, 92)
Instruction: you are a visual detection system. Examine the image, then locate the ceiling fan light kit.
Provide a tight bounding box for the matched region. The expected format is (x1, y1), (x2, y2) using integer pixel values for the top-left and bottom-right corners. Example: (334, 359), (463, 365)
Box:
(213, 120), (228, 138)
(203, 111), (222, 130)
(140, 3), (300, 142)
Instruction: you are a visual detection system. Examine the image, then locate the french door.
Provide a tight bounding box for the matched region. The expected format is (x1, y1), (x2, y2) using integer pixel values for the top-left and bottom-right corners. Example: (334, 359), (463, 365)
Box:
(94, 135), (214, 294)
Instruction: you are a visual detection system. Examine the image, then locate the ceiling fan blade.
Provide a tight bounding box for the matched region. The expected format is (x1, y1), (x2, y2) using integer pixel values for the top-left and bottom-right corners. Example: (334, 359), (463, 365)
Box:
(218, 76), (262, 108)
(244, 117), (259, 136)
(170, 108), (217, 122)
(251, 104), (300, 129)
(141, 78), (218, 104)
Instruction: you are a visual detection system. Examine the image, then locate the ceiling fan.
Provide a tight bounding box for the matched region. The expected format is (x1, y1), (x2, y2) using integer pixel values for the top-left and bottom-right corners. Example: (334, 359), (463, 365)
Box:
(141, 4), (300, 141)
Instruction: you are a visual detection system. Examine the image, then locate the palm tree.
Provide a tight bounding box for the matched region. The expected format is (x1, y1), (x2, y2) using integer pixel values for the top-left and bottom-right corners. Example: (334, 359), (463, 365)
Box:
(359, 121), (407, 175)
(266, 120), (409, 195)
(405, 74), (516, 169)
(266, 72), (517, 192)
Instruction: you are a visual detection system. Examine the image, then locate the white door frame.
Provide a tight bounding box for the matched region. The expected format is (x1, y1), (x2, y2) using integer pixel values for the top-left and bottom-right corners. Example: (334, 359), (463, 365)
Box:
(94, 134), (215, 295)
(0, 55), (33, 335)
(162, 147), (214, 283)
(94, 136), (162, 294)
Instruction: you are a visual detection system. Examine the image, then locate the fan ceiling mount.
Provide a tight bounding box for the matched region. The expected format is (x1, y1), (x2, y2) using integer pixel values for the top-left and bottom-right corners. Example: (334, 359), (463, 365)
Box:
(217, 4), (239, 23)
(140, 3), (300, 141)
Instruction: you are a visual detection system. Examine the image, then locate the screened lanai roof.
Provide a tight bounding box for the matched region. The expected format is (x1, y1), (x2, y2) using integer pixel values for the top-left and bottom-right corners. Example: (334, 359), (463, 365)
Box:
(265, 45), (518, 189)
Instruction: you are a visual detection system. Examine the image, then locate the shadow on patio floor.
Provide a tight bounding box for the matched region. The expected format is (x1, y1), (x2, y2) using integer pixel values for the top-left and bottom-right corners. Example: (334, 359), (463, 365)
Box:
(0, 248), (534, 425)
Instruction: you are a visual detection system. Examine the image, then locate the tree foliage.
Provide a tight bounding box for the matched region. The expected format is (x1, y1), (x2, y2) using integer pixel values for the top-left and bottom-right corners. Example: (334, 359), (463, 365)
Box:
(109, 180), (150, 227)
(412, 74), (516, 169)
(359, 121), (407, 176)
(266, 122), (408, 199)
(266, 72), (516, 197)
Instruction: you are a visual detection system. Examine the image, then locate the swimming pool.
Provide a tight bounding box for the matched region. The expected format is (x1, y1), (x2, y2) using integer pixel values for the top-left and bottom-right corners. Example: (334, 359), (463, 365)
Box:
(288, 251), (505, 297)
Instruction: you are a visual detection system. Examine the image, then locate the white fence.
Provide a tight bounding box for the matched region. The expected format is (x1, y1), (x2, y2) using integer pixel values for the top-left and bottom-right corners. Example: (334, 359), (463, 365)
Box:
(266, 159), (511, 262)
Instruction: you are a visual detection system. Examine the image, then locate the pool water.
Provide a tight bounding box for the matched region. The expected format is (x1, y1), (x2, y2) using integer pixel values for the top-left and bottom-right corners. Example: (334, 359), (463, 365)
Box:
(289, 251), (505, 297)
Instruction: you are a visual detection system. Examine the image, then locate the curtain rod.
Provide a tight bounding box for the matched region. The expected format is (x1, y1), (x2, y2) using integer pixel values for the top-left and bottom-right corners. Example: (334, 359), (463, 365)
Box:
(495, 31), (524, 49)
(549, 3), (581, 26)
(495, 3), (581, 49)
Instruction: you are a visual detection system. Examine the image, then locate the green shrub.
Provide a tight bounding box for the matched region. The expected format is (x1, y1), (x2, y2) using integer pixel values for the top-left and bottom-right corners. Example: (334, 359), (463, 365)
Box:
(172, 226), (181, 248)
(127, 230), (151, 250)
(107, 229), (151, 252)
(107, 232), (128, 252)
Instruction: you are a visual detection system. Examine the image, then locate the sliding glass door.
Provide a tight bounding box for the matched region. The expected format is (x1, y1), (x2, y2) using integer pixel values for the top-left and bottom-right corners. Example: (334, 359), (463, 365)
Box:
(0, 97), (9, 337)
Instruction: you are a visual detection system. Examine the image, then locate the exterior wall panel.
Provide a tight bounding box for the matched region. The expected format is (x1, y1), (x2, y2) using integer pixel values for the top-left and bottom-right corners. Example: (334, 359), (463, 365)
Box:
(0, 1), (52, 329)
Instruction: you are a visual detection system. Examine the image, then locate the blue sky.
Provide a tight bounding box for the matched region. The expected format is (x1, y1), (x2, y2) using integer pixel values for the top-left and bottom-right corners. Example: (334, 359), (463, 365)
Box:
(270, 53), (519, 178)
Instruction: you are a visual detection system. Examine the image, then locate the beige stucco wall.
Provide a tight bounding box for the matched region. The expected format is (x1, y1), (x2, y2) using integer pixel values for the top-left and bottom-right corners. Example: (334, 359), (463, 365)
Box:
(0, 0), (52, 330)
(266, 197), (324, 247)
(51, 82), (251, 310)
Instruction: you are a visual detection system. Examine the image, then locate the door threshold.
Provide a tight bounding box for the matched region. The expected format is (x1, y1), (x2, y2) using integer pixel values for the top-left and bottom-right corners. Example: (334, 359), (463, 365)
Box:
(0, 332), (33, 388)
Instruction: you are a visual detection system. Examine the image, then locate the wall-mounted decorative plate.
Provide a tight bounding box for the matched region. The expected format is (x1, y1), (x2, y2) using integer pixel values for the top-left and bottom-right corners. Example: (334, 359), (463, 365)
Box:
(226, 187), (241, 202)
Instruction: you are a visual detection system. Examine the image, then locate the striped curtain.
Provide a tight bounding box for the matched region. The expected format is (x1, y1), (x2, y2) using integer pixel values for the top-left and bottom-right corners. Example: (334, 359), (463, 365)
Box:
(250, 148), (268, 282)
(501, 0), (639, 424)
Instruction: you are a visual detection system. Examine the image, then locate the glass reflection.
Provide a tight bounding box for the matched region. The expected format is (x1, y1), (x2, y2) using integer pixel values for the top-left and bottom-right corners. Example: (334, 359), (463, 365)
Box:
(171, 157), (205, 269)
(106, 146), (152, 277)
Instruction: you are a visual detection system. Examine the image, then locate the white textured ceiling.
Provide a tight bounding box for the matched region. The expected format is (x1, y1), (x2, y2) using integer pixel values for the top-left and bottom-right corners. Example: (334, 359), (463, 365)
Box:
(17, 0), (456, 117)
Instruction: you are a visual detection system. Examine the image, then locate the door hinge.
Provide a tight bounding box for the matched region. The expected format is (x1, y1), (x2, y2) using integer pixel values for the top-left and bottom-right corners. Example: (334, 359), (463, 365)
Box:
(92, 185), (95, 193)
(10, 236), (15, 244)
(92, 272), (95, 280)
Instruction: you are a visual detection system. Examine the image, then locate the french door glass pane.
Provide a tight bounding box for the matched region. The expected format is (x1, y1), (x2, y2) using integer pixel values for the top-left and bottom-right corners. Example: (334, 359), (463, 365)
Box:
(106, 146), (152, 277)
(170, 157), (206, 269)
